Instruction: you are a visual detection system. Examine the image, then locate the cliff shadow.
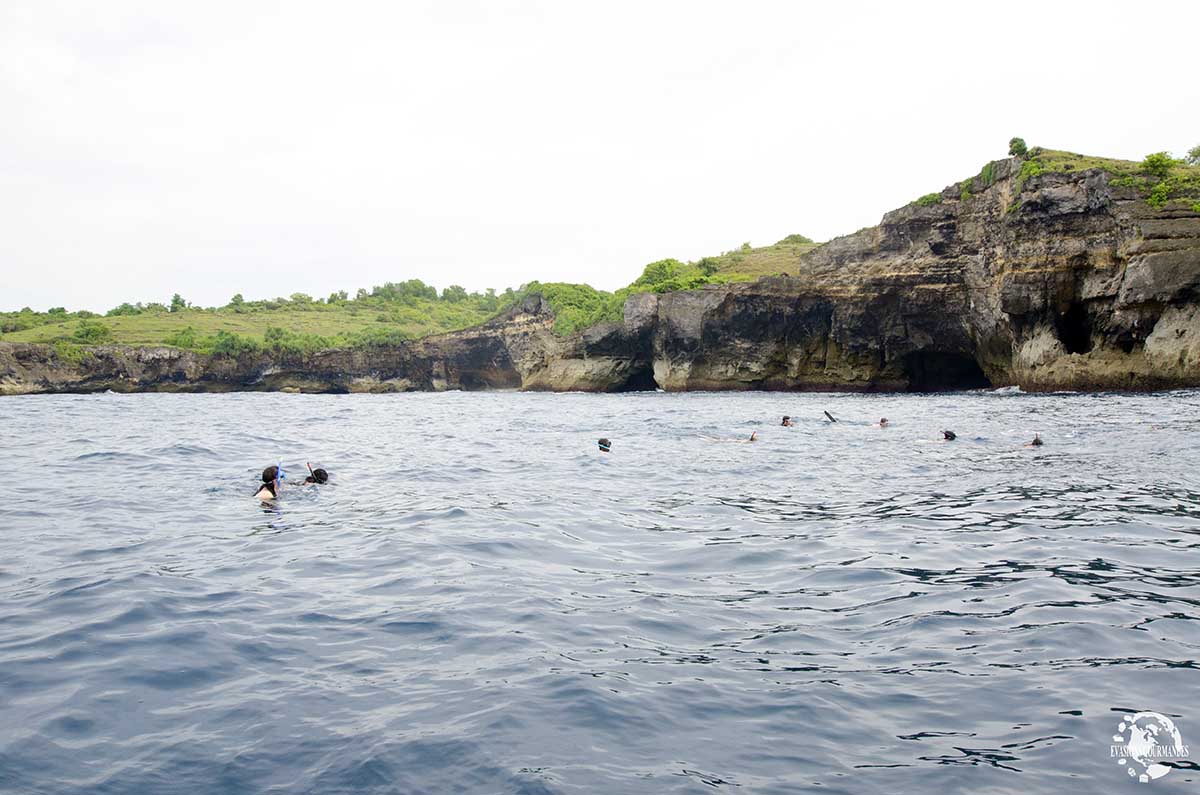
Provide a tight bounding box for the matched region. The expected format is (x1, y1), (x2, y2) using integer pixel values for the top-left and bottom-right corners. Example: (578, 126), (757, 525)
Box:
(901, 351), (992, 392)
(1055, 302), (1093, 354)
(612, 362), (659, 392)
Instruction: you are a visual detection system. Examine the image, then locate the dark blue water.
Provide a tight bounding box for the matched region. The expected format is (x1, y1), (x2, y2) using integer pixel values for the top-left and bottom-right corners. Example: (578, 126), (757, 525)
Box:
(1, 390), (1198, 794)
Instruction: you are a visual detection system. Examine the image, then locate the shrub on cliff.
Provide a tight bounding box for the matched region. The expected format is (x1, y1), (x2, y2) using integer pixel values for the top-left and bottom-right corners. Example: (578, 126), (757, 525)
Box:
(210, 330), (261, 357)
(106, 302), (144, 316)
(1014, 160), (1045, 191)
(1, 314), (35, 333)
(1142, 152), (1179, 180)
(441, 285), (468, 303)
(1187, 145), (1200, 166)
(915, 192), (942, 207)
(53, 341), (88, 364)
(264, 326), (331, 355)
(1008, 137), (1028, 157)
(777, 234), (814, 245)
(350, 328), (411, 348)
(164, 326), (198, 349)
(72, 320), (113, 344)
(515, 281), (622, 336)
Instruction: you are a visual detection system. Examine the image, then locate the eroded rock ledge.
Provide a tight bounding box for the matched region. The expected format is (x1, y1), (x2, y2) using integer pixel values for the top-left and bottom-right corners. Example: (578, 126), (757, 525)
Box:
(4, 158), (1199, 395)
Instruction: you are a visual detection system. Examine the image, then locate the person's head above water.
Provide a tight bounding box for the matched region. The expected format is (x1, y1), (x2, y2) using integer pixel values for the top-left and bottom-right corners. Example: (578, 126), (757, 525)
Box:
(598, 438), (612, 453)
(879, 418), (889, 427)
(304, 468), (329, 484)
(942, 430), (957, 441)
(1030, 433), (1044, 446)
(256, 464), (282, 499)
(781, 416), (792, 426)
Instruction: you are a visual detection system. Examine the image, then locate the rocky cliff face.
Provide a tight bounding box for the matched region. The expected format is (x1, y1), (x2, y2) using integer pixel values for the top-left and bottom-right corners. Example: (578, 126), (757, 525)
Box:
(4, 157), (1199, 395)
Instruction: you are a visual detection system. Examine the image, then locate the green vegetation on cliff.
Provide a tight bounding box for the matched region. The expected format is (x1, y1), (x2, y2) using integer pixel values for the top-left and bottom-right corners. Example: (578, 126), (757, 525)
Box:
(0, 283), (506, 353)
(1, 234), (821, 347)
(513, 236), (820, 336)
(910, 144), (1200, 211)
(1021, 148), (1200, 207)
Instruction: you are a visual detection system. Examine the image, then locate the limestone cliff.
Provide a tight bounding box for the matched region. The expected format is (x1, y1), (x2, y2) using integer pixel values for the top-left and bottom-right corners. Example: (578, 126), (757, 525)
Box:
(4, 156), (1199, 395)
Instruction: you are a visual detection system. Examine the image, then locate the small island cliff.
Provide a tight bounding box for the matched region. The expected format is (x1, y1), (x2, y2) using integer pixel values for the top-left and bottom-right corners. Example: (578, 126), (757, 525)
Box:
(4, 154), (1200, 395)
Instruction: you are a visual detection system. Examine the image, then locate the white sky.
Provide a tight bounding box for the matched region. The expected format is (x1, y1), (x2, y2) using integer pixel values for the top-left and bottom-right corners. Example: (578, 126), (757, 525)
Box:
(2, 0), (1198, 312)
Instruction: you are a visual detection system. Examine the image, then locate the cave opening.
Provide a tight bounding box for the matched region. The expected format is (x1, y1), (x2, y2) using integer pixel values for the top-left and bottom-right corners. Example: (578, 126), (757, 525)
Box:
(902, 351), (992, 392)
(1055, 303), (1093, 354)
(613, 364), (659, 393)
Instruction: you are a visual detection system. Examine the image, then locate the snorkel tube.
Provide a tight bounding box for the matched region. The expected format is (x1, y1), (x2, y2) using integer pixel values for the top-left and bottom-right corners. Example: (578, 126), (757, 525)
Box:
(276, 461), (285, 491)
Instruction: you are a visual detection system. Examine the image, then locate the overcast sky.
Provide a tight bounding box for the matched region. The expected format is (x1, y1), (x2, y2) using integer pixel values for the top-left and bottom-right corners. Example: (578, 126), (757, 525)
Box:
(3, 1), (1198, 312)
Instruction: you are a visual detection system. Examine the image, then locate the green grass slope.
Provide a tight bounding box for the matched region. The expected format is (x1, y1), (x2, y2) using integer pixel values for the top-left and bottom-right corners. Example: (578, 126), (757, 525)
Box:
(0, 285), (505, 354)
(1, 235), (820, 348)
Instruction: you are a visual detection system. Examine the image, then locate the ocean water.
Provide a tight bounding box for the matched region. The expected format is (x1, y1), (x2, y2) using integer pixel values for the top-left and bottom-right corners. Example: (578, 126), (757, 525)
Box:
(1, 390), (1198, 794)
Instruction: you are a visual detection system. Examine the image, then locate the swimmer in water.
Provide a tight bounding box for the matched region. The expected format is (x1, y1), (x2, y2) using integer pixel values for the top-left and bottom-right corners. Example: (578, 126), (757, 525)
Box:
(254, 464), (283, 501)
(598, 438), (612, 453)
(941, 430), (957, 441)
(781, 416), (793, 427)
(304, 464), (329, 484)
(1025, 433), (1044, 447)
(874, 417), (889, 428)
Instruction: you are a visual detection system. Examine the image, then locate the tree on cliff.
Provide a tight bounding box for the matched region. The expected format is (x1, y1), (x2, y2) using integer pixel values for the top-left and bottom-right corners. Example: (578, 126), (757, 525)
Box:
(441, 285), (468, 302)
(1187, 145), (1200, 166)
(1143, 152), (1179, 180)
(1008, 137), (1028, 157)
(170, 293), (188, 312)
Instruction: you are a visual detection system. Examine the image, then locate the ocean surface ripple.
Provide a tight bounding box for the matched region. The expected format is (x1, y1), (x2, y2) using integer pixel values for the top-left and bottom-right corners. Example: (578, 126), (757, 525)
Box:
(1, 390), (1198, 794)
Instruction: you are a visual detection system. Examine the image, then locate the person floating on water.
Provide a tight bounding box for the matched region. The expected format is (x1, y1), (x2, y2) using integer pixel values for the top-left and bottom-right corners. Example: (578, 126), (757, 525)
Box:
(1026, 433), (1044, 447)
(598, 438), (612, 453)
(255, 464), (283, 501)
(781, 416), (793, 427)
(304, 462), (329, 484)
(874, 417), (889, 428)
(941, 430), (957, 441)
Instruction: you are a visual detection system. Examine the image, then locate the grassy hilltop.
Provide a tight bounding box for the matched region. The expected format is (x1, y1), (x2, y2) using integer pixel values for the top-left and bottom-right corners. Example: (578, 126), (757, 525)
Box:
(0, 235), (819, 354)
(912, 146), (1200, 209)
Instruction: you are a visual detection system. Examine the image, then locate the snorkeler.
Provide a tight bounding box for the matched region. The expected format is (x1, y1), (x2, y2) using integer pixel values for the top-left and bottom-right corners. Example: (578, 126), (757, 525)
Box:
(254, 464), (283, 501)
(781, 416), (793, 427)
(1026, 433), (1044, 447)
(598, 438), (612, 453)
(874, 417), (889, 428)
(941, 430), (957, 441)
(304, 463), (329, 484)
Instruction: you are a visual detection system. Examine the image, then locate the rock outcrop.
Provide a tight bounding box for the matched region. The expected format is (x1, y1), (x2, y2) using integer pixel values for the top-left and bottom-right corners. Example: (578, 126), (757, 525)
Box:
(4, 157), (1199, 395)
